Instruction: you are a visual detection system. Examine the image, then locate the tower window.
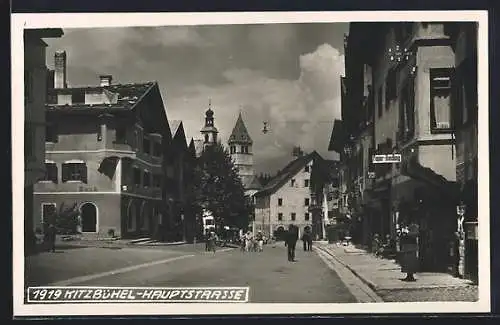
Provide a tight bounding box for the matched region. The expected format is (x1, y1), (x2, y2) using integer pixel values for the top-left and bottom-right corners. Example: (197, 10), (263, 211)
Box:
(230, 146), (236, 154)
(204, 134), (209, 143)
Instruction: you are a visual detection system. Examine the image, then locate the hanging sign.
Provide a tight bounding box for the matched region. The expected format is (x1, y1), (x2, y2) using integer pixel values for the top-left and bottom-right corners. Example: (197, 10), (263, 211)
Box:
(372, 154), (402, 164)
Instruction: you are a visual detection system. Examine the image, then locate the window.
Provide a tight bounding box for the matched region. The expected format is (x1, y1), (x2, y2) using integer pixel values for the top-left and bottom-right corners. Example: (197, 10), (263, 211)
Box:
(62, 162), (87, 183)
(278, 198), (283, 206)
(241, 146), (249, 154)
(41, 203), (57, 225)
(305, 213), (310, 221)
(45, 124), (58, 143)
(143, 171), (151, 187)
(115, 127), (127, 144)
(290, 179), (295, 187)
(43, 163), (58, 183)
(204, 134), (209, 143)
(143, 138), (151, 154)
(430, 68), (454, 133)
(305, 198), (310, 206)
(291, 213), (296, 221)
(304, 165), (310, 172)
(71, 89), (85, 104)
(133, 167), (141, 186)
(230, 146), (236, 154)
(25, 70), (33, 103)
(304, 179), (309, 187)
(97, 126), (103, 142)
(278, 213), (283, 221)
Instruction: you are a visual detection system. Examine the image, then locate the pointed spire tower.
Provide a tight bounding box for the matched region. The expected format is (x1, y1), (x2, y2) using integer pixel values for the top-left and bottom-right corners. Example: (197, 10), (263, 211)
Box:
(228, 111), (255, 190)
(200, 99), (218, 148)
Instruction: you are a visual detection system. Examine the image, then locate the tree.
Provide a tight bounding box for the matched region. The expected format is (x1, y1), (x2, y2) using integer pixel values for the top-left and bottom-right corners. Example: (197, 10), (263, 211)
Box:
(56, 202), (81, 234)
(192, 143), (254, 231)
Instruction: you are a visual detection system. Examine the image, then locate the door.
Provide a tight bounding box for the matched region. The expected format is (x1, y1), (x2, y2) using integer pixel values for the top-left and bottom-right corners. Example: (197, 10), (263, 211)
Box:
(81, 202), (97, 233)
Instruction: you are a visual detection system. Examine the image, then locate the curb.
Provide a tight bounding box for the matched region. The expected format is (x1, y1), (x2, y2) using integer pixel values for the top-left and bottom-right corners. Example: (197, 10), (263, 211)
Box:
(316, 245), (380, 292)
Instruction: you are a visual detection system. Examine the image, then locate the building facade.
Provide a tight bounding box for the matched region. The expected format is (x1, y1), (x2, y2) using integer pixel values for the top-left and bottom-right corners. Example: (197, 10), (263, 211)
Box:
(329, 22), (478, 275)
(447, 22), (478, 281)
(33, 51), (174, 239)
(254, 151), (324, 239)
(24, 28), (64, 253)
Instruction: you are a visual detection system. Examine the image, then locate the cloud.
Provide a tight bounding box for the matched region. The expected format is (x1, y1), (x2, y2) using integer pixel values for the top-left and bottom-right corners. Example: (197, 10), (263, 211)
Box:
(43, 24), (348, 173)
(169, 43), (344, 173)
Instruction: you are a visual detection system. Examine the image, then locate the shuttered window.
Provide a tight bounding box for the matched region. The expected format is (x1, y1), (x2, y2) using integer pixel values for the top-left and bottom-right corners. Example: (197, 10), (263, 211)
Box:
(44, 163), (58, 183)
(62, 163), (87, 183)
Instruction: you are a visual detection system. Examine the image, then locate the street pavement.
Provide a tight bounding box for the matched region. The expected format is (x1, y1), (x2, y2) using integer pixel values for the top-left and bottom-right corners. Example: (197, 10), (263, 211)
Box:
(25, 242), (357, 303)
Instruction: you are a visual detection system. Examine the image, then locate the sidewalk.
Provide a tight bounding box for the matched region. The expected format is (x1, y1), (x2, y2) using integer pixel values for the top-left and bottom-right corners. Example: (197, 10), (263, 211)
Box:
(317, 243), (478, 302)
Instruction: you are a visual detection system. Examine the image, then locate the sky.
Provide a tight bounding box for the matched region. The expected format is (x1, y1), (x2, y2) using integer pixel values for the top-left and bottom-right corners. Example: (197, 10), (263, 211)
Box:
(44, 23), (348, 174)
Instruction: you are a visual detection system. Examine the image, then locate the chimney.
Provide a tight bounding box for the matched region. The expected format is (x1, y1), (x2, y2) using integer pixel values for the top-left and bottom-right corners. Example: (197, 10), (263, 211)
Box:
(99, 75), (112, 87)
(54, 50), (67, 89)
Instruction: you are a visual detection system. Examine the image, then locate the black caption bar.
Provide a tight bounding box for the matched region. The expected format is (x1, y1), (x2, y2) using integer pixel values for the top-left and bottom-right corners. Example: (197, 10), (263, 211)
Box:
(27, 287), (250, 303)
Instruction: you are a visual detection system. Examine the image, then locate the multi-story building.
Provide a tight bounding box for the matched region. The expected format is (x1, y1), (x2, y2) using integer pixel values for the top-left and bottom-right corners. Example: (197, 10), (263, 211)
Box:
(446, 22), (478, 281)
(253, 150), (324, 239)
(228, 112), (262, 197)
(329, 22), (477, 274)
(33, 51), (174, 239)
(309, 159), (341, 240)
(24, 28), (64, 253)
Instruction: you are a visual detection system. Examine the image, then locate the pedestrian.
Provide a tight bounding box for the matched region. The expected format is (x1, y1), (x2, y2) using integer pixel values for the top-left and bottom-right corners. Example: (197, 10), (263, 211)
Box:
(285, 224), (298, 262)
(400, 221), (420, 281)
(256, 231), (264, 252)
(302, 231), (308, 251)
(307, 232), (313, 251)
(47, 223), (57, 253)
(244, 231), (253, 252)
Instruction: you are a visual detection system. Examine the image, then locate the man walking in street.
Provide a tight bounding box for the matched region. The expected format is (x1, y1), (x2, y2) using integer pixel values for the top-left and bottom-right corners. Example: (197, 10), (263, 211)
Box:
(285, 224), (299, 262)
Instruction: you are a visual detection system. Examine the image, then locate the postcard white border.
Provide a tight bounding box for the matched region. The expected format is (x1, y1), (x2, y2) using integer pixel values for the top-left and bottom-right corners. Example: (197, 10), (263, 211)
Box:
(12, 10), (490, 316)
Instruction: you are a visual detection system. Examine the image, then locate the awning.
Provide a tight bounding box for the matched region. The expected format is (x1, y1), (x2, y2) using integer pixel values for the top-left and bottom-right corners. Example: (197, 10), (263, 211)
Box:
(403, 158), (460, 200)
(98, 156), (120, 179)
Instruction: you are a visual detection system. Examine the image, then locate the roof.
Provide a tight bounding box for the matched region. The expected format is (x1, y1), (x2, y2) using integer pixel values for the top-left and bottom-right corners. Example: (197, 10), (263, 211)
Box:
(246, 176), (263, 190)
(46, 82), (157, 112)
(228, 113), (252, 145)
(328, 119), (346, 152)
(255, 151), (323, 197)
(169, 120), (182, 138)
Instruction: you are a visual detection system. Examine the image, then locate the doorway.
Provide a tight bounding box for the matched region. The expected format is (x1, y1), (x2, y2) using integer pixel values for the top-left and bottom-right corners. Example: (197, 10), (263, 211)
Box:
(81, 202), (98, 232)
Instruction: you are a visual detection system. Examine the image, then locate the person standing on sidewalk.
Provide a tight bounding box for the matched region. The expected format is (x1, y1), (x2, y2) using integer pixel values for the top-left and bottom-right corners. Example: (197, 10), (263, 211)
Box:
(400, 221), (420, 281)
(46, 223), (57, 253)
(285, 224), (299, 262)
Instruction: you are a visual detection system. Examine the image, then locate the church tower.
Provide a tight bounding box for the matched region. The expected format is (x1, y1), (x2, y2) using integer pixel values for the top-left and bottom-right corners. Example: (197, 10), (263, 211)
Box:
(228, 112), (255, 190)
(200, 100), (218, 148)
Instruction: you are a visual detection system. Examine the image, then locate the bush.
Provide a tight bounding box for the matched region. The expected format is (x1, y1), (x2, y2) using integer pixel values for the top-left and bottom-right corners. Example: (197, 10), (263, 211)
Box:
(107, 228), (116, 238)
(56, 202), (81, 235)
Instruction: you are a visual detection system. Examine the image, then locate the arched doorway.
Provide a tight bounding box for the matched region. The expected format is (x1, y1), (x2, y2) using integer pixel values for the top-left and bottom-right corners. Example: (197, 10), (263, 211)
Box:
(274, 226), (285, 241)
(81, 202), (98, 233)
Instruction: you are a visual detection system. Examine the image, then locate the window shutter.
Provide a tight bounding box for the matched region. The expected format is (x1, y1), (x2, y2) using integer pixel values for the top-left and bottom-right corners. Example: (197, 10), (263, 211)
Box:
(62, 164), (69, 182)
(81, 164), (88, 184)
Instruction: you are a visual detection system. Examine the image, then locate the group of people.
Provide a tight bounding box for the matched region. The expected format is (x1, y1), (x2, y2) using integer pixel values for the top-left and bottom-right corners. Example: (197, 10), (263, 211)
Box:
(240, 230), (265, 253)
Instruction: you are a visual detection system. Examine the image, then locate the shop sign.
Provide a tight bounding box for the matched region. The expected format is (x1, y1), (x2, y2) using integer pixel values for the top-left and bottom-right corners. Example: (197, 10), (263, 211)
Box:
(372, 154), (402, 164)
